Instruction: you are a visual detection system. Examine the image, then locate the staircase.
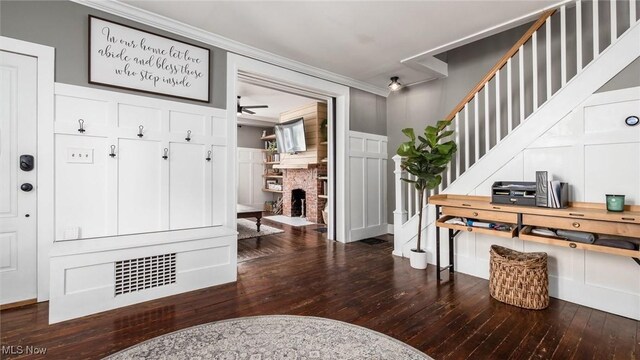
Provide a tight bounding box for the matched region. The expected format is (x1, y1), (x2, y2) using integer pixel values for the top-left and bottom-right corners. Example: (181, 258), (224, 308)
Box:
(393, 0), (640, 256)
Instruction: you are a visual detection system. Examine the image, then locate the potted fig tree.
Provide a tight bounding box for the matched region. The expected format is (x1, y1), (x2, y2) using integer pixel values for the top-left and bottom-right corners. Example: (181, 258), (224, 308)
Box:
(397, 121), (457, 269)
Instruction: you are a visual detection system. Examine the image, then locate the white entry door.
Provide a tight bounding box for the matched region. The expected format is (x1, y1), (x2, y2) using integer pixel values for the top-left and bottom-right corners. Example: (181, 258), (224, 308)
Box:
(0, 50), (38, 305)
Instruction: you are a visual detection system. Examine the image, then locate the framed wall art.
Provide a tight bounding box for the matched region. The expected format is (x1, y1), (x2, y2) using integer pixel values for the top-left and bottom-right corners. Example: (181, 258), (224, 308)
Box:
(89, 15), (210, 102)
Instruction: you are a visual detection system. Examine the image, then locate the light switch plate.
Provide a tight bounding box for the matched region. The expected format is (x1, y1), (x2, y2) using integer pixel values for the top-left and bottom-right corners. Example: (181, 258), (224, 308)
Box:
(67, 148), (94, 164)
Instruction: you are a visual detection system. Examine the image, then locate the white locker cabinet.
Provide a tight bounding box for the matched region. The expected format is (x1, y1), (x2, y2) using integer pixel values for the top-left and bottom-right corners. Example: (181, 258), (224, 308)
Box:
(53, 84), (228, 241)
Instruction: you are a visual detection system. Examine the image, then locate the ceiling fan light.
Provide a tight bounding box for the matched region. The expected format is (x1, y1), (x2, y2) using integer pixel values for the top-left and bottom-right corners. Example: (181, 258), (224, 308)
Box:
(388, 76), (402, 91)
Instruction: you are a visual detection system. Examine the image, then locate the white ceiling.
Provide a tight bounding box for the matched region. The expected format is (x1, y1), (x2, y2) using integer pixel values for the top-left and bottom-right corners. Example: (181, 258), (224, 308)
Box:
(237, 81), (318, 125)
(123, 0), (559, 91)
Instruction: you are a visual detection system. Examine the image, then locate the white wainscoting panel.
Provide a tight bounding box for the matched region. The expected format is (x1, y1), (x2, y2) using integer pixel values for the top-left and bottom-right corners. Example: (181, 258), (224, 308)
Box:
(348, 131), (388, 242)
(237, 147), (271, 209)
(53, 84), (228, 240)
(441, 87), (640, 320)
(49, 226), (236, 323)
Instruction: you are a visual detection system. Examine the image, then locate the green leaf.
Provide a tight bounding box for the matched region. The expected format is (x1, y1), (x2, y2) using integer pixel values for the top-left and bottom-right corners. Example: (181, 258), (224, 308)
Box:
(401, 128), (416, 141)
(437, 130), (454, 140)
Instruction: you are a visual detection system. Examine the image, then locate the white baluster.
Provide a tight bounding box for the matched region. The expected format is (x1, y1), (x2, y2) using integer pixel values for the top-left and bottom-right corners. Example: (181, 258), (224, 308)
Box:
(414, 180), (420, 215)
(495, 72), (501, 141)
(455, 113), (461, 179)
(532, 31), (538, 110)
(464, 105), (470, 171)
(546, 17), (552, 99)
(576, 0), (583, 71)
(439, 173), (444, 194)
(519, 45), (525, 122)
(484, 85), (490, 154)
(507, 58), (513, 131)
(610, 0), (617, 42)
(561, 5), (567, 86)
(631, 0), (636, 26)
(406, 173), (414, 217)
(474, 94), (480, 162)
(593, 0), (599, 57)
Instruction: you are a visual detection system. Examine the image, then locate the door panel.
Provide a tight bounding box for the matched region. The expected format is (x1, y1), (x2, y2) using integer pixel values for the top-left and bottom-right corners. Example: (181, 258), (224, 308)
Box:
(0, 51), (38, 305)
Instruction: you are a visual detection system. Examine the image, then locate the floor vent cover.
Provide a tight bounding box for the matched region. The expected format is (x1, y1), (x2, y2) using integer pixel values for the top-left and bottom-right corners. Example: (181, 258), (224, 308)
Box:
(115, 253), (176, 296)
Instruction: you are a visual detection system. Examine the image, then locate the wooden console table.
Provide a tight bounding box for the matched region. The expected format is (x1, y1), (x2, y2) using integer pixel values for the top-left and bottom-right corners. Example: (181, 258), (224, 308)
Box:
(429, 194), (640, 281)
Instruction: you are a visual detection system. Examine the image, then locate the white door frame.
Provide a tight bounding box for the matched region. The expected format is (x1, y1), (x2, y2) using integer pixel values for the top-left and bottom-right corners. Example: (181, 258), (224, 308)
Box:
(226, 53), (350, 242)
(1, 37), (55, 301)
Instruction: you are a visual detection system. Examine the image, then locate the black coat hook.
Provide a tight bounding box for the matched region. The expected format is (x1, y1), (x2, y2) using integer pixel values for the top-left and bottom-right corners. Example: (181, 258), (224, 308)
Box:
(137, 125), (144, 138)
(206, 150), (212, 162)
(109, 145), (116, 158)
(78, 119), (85, 133)
(162, 148), (169, 160)
(185, 130), (192, 142)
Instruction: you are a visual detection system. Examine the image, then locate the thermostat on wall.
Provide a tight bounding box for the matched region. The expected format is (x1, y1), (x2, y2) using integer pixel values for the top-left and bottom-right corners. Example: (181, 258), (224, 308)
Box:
(625, 115), (639, 126)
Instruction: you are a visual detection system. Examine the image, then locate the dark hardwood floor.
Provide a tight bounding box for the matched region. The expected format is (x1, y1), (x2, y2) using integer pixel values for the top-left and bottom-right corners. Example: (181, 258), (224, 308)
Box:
(1, 220), (638, 359)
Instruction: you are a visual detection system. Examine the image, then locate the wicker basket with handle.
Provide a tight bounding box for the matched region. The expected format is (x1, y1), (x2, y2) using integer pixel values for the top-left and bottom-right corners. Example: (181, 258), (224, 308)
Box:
(489, 245), (549, 310)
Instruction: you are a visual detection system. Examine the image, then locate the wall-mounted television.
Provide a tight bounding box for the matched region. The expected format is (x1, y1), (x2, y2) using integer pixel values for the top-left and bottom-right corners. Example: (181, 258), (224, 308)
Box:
(275, 118), (307, 154)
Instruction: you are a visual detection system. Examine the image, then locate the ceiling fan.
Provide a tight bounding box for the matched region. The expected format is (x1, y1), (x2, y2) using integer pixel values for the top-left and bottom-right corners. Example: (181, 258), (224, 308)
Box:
(237, 96), (268, 115)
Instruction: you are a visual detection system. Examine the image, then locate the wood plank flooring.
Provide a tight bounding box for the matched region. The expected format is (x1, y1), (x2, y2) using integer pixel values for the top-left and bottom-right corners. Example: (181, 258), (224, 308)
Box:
(1, 221), (638, 359)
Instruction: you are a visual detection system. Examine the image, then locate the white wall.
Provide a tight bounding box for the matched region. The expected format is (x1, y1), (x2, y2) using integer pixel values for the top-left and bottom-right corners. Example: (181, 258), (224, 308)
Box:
(237, 147), (272, 209)
(440, 87), (640, 320)
(349, 131), (388, 241)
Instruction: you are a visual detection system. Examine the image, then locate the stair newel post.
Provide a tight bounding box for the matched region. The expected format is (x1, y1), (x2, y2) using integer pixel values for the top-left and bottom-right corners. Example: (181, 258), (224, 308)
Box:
(393, 155), (408, 256)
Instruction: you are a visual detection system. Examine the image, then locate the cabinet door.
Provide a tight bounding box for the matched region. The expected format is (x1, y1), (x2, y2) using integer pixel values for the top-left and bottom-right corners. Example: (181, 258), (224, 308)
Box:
(169, 142), (209, 229)
(118, 139), (162, 234)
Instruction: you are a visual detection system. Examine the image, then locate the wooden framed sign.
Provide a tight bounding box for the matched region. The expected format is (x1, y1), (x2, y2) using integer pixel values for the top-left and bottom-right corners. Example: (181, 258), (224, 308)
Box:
(89, 16), (210, 102)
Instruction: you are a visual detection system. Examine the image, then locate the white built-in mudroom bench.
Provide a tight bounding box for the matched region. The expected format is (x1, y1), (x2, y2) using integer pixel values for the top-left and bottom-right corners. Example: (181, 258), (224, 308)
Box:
(48, 84), (236, 323)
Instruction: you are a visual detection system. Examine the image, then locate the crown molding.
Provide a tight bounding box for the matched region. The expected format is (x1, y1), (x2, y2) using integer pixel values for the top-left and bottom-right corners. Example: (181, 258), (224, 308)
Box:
(71, 0), (389, 97)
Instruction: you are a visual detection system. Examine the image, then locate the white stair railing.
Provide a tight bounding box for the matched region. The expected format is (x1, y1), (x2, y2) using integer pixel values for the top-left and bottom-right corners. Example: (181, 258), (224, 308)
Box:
(393, 0), (639, 255)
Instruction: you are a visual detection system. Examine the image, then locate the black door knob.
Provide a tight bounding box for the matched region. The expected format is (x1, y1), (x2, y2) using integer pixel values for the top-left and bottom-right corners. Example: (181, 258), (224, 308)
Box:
(20, 183), (33, 192)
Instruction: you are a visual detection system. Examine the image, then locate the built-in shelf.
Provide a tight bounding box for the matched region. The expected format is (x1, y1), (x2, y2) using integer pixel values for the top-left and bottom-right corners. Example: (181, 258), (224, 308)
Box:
(261, 134), (276, 140)
(318, 195), (328, 199)
(264, 161), (280, 165)
(321, 158), (328, 163)
(263, 175), (283, 178)
(520, 226), (640, 258)
(261, 149), (277, 152)
(273, 164), (314, 169)
(318, 176), (328, 180)
(320, 141), (328, 145)
(436, 216), (517, 239)
(263, 188), (283, 194)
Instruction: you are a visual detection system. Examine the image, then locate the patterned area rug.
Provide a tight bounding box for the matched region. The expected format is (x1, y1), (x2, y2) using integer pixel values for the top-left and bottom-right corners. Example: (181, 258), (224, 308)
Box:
(237, 218), (284, 240)
(104, 315), (431, 359)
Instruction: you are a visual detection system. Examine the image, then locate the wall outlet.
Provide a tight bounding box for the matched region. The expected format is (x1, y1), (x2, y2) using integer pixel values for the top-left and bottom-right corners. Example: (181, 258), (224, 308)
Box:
(67, 148), (94, 164)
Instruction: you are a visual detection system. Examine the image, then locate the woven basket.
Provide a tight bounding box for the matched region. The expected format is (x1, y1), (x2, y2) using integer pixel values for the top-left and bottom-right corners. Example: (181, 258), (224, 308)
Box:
(489, 245), (549, 310)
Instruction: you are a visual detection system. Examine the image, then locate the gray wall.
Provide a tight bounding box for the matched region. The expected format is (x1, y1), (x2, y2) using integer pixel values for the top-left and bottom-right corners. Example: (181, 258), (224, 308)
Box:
(597, 57), (640, 93)
(238, 125), (272, 149)
(0, 0), (227, 108)
(350, 88), (387, 135)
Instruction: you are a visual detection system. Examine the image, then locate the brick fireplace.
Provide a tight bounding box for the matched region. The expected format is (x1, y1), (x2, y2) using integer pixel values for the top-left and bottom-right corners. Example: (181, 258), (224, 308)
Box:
(282, 166), (326, 223)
